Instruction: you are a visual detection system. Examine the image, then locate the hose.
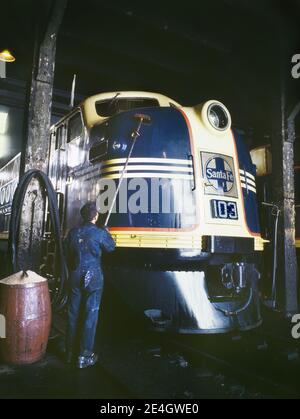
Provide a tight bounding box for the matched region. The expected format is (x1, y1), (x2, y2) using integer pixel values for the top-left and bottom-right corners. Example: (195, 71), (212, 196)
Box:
(262, 202), (281, 309)
(271, 209), (280, 308)
(8, 170), (67, 311)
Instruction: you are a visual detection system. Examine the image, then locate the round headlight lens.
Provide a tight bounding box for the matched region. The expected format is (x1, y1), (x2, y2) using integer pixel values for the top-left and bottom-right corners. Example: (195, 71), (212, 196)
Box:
(208, 104), (230, 131)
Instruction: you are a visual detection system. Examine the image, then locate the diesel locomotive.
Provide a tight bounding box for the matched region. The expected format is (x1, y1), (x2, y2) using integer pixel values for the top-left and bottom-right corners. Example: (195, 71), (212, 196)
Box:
(0, 92), (266, 333)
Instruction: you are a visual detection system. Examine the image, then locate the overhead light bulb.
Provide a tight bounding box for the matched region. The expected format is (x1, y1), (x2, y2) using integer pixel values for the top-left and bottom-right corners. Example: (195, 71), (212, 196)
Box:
(0, 50), (16, 63)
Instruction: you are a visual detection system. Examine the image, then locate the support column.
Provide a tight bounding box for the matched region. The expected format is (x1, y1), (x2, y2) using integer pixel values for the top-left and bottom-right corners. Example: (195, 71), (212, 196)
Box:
(271, 28), (298, 315)
(18, 0), (67, 272)
(24, 0), (68, 172)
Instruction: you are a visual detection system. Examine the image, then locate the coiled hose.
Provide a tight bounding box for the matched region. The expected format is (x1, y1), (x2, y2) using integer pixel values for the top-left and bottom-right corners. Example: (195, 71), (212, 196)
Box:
(8, 170), (67, 311)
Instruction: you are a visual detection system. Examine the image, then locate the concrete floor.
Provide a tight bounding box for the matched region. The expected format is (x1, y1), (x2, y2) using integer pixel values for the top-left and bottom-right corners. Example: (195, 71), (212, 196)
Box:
(0, 338), (132, 399)
(0, 347), (150, 399)
(0, 305), (297, 399)
(0, 313), (233, 399)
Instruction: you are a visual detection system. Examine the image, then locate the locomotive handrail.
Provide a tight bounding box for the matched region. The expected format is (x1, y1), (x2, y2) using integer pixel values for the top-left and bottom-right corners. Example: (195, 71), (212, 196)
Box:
(212, 288), (253, 317)
(188, 154), (196, 191)
(261, 201), (280, 308)
(262, 202), (281, 217)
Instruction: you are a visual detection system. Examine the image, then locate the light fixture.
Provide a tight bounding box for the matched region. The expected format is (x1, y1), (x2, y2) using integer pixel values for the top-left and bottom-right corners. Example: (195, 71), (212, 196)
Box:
(207, 103), (230, 131)
(0, 49), (16, 63)
(198, 100), (231, 134)
(0, 112), (8, 134)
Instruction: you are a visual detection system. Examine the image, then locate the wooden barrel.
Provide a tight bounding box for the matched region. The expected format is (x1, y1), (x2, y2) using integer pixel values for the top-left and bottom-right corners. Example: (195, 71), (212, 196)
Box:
(0, 271), (51, 365)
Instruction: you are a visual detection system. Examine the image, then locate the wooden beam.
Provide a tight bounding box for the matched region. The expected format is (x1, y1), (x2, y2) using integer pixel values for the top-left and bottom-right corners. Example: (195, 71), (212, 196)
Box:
(23, 0), (68, 173)
(271, 28), (298, 315)
(17, 0), (67, 273)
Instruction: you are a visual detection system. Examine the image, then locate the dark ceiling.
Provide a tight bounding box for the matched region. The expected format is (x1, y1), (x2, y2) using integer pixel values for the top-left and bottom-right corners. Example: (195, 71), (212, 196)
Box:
(1, 0), (300, 160)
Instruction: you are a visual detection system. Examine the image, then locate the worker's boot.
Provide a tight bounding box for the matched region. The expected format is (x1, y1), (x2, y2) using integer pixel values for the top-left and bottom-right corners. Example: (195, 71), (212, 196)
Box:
(77, 352), (98, 369)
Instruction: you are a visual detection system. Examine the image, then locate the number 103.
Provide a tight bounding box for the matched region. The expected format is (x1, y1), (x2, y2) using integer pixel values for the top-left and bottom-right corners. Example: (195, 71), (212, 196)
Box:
(211, 200), (238, 220)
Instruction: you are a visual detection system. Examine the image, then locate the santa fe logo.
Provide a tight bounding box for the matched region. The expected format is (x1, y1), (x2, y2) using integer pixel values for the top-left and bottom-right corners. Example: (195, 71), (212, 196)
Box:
(205, 157), (235, 193)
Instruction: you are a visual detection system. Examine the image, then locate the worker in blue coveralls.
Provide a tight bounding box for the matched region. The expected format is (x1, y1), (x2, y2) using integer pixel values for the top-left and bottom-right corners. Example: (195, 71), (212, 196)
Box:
(64, 202), (115, 369)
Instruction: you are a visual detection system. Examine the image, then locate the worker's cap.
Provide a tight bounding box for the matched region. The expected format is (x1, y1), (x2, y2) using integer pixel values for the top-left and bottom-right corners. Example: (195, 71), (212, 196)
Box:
(80, 202), (98, 222)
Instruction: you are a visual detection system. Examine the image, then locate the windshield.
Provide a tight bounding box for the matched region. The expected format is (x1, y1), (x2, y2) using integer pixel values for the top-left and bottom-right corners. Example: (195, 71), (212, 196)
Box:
(95, 97), (159, 117)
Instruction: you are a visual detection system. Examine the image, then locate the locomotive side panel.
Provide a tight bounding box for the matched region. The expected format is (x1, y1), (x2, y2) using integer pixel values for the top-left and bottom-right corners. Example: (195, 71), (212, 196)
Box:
(49, 109), (90, 233)
(233, 131), (260, 235)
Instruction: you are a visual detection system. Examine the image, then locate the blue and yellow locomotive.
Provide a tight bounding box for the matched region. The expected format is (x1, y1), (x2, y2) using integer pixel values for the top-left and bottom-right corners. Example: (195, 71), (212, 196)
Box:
(47, 91), (265, 333)
(0, 92), (265, 333)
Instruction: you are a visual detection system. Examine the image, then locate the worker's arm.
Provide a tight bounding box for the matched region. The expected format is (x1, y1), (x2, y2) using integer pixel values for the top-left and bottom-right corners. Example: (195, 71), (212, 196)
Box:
(100, 228), (116, 253)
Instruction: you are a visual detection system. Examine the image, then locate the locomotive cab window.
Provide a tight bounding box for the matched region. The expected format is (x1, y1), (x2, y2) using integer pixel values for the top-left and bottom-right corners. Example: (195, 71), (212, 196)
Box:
(96, 98), (159, 118)
(67, 112), (84, 143)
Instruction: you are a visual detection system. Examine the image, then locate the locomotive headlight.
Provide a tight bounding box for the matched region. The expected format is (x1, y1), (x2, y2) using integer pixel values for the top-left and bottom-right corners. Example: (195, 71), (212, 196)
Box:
(197, 100), (231, 135)
(207, 103), (230, 131)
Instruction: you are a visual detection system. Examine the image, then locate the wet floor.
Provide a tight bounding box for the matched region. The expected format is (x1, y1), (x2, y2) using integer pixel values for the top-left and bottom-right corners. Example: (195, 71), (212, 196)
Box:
(0, 324), (133, 400)
(0, 346), (131, 399)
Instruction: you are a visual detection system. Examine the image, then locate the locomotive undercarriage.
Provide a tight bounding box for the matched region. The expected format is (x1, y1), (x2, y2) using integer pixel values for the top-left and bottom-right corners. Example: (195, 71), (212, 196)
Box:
(103, 240), (262, 334)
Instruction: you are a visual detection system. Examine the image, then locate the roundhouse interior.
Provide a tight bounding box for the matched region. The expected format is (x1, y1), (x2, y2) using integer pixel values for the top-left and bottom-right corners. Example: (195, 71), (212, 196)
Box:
(0, 0), (300, 401)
